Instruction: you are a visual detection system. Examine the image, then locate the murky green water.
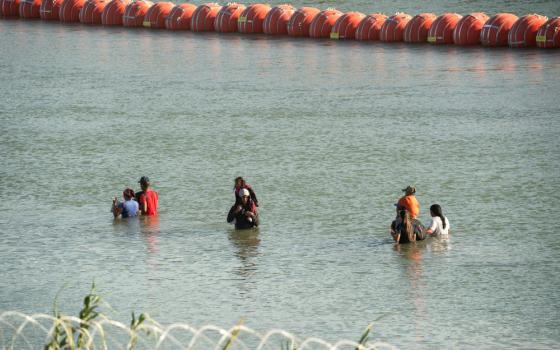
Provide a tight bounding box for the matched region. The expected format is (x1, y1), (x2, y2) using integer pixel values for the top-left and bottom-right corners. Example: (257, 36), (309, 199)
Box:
(1, 1), (560, 348)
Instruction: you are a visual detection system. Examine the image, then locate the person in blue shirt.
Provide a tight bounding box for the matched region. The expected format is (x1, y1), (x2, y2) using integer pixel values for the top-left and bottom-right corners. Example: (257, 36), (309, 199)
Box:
(112, 188), (139, 218)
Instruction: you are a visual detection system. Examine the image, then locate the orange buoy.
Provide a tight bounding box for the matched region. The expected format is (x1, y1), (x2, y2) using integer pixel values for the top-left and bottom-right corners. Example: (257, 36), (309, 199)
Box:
(1, 0), (21, 17)
(165, 3), (196, 30)
(191, 3), (221, 32)
(263, 4), (294, 35)
(19, 0), (42, 18)
(355, 13), (387, 41)
(286, 6), (319, 37)
(330, 11), (365, 39)
(39, 0), (61, 19)
(309, 8), (342, 38)
(101, 0), (129, 25)
(403, 13), (436, 43)
(214, 3), (245, 32)
(123, 0), (151, 27)
(508, 14), (548, 48)
(380, 13), (412, 42)
(453, 12), (489, 45)
(480, 13), (518, 47)
(142, 1), (173, 28)
(59, 0), (85, 22)
(79, 0), (106, 24)
(238, 3), (270, 34)
(427, 13), (462, 44)
(536, 17), (560, 48)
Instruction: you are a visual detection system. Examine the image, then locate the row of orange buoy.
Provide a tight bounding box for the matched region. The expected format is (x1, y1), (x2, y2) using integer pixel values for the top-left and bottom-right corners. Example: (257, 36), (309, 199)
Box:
(2, 0), (559, 48)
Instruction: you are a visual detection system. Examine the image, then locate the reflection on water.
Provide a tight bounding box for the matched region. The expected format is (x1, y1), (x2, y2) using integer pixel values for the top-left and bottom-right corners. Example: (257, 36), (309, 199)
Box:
(228, 228), (261, 279)
(140, 216), (160, 255)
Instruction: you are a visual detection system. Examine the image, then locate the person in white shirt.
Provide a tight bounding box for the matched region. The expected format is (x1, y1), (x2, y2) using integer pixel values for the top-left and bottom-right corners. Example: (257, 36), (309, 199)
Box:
(426, 204), (450, 236)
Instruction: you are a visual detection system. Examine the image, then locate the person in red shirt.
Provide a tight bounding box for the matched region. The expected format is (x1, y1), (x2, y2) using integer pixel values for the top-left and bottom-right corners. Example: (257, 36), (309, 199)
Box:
(135, 176), (159, 216)
(233, 176), (259, 206)
(397, 185), (420, 219)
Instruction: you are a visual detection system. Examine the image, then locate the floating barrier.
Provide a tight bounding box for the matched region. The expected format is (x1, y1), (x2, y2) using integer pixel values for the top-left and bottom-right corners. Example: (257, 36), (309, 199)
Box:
(286, 6), (318, 37)
(59, 0), (84, 22)
(536, 16), (560, 48)
(142, 0), (172, 28)
(508, 14), (548, 48)
(101, 0), (129, 25)
(214, 2), (243, 32)
(403, 13), (436, 43)
(19, 0), (41, 18)
(1, 0), (21, 17)
(480, 13), (518, 47)
(122, 0), (150, 27)
(380, 13), (411, 42)
(330, 11), (365, 40)
(1, 2), (558, 49)
(190, 2), (220, 31)
(428, 13), (462, 44)
(237, 3), (269, 34)
(453, 12), (489, 45)
(262, 4), (294, 35)
(165, 3), (195, 30)
(309, 8), (341, 38)
(79, 0), (105, 24)
(355, 13), (386, 41)
(39, 0), (61, 19)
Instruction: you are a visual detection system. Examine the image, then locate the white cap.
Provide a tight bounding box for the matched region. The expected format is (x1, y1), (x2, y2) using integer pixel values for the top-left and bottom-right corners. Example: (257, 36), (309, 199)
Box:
(239, 188), (250, 198)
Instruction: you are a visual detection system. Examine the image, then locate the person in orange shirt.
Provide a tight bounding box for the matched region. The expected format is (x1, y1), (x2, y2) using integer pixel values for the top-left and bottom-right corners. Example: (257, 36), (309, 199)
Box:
(397, 186), (420, 219)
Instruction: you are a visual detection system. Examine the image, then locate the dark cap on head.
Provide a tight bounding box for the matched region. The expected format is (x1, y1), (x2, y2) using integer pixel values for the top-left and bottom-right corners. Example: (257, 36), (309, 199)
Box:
(401, 186), (416, 195)
(138, 176), (150, 185)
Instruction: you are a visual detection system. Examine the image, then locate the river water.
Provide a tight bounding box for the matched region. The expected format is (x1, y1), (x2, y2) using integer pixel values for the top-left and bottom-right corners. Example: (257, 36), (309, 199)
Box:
(1, 0), (560, 348)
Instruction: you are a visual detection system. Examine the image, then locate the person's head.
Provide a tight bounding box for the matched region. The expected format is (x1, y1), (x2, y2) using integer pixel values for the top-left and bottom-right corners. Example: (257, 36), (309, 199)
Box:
(123, 188), (135, 200)
(234, 176), (245, 189)
(139, 176), (150, 191)
(239, 188), (250, 204)
(402, 185), (416, 196)
(430, 204), (446, 228)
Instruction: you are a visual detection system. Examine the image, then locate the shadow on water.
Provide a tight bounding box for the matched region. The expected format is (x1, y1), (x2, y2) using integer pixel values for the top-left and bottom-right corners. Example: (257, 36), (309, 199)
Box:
(228, 228), (261, 280)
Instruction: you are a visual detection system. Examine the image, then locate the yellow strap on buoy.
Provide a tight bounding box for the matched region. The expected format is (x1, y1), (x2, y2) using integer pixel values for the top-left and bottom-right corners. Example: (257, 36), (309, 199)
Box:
(427, 36), (436, 43)
(238, 16), (247, 23)
(142, 21), (151, 27)
(330, 32), (340, 39)
(536, 35), (546, 43)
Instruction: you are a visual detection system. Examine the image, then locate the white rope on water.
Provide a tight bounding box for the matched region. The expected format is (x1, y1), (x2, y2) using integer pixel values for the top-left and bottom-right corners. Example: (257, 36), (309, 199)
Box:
(0, 312), (398, 350)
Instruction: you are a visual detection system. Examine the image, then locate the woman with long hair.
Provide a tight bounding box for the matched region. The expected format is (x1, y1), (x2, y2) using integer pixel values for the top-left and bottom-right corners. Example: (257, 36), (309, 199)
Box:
(426, 204), (450, 236)
(391, 209), (419, 244)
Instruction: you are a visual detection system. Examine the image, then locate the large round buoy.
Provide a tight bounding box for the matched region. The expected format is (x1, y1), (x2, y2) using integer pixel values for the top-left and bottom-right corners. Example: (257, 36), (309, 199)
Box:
(39, 0), (61, 19)
(480, 13), (518, 47)
(191, 3), (221, 32)
(263, 4), (294, 35)
(101, 0), (128, 25)
(309, 8), (342, 38)
(427, 13), (462, 44)
(123, 0), (151, 27)
(355, 13), (386, 41)
(453, 12), (489, 45)
(380, 13), (411, 42)
(286, 6), (319, 37)
(536, 16), (560, 48)
(165, 3), (196, 30)
(214, 3), (245, 32)
(238, 3), (270, 34)
(508, 14), (548, 48)
(59, 0), (85, 22)
(403, 13), (436, 43)
(1, 0), (21, 17)
(19, 0), (42, 18)
(79, 0), (105, 24)
(142, 1), (173, 28)
(330, 11), (365, 39)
